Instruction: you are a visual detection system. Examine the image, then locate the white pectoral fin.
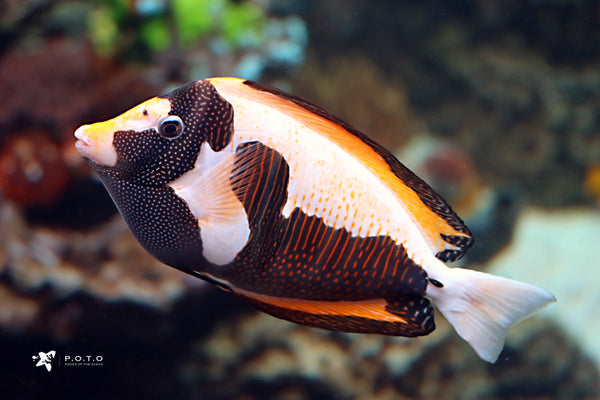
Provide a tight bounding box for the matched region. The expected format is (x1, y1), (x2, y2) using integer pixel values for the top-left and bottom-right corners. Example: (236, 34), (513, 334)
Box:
(427, 267), (556, 363)
(170, 142), (250, 265)
(200, 212), (250, 265)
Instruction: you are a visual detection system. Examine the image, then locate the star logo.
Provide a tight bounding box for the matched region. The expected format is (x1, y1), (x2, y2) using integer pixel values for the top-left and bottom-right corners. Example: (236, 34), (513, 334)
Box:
(32, 350), (56, 372)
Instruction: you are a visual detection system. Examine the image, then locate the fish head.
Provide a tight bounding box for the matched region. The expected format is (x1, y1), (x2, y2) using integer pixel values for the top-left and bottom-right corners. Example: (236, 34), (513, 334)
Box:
(74, 86), (209, 186)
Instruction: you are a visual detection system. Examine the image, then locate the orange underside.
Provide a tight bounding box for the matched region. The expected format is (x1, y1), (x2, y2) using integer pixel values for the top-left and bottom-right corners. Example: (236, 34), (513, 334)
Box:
(233, 287), (406, 323)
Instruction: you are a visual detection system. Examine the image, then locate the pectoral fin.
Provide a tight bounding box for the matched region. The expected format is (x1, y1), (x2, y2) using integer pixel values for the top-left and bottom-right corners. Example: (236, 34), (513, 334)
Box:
(168, 142), (250, 265)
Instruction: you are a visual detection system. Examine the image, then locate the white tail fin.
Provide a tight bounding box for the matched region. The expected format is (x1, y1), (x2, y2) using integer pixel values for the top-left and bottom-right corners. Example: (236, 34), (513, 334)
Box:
(426, 267), (555, 363)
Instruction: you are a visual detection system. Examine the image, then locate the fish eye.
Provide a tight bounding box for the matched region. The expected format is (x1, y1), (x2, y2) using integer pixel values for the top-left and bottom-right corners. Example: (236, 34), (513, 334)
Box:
(157, 115), (184, 139)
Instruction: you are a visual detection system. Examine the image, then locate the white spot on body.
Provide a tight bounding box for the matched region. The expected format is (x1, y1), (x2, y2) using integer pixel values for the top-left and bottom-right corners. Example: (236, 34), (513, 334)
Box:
(169, 142), (250, 266)
(422, 315), (431, 328)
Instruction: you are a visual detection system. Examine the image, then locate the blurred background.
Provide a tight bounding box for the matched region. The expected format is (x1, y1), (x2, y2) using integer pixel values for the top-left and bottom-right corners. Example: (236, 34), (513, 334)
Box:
(1, 0), (600, 399)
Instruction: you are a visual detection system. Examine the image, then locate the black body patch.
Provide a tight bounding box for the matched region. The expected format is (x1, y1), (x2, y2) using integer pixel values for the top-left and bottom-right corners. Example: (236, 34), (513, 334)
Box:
(163, 80), (234, 152)
(98, 175), (204, 270)
(229, 208), (429, 301)
(231, 141), (290, 223)
(229, 141), (291, 275)
(96, 82), (234, 187)
(108, 127), (201, 186)
(385, 294), (434, 333)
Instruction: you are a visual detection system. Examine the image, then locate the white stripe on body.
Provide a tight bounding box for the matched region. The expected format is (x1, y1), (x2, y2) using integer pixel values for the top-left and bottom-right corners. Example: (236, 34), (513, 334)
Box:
(219, 89), (436, 271)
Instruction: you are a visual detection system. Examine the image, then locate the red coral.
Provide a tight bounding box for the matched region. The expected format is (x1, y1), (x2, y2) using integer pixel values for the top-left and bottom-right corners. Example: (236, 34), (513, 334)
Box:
(0, 38), (160, 139)
(0, 131), (70, 207)
(0, 37), (161, 209)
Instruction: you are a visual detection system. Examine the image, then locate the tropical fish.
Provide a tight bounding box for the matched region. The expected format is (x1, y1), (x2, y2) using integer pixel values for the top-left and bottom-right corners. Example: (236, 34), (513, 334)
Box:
(74, 77), (555, 362)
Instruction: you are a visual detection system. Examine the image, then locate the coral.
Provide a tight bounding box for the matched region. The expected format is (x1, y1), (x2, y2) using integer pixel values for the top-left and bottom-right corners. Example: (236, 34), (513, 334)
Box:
(0, 130), (70, 207)
(0, 201), (192, 338)
(234, 15), (308, 80)
(584, 163), (600, 204)
(0, 37), (159, 215)
(178, 311), (448, 400)
(493, 319), (600, 399)
(0, 38), (160, 143)
(178, 307), (597, 400)
(293, 55), (419, 151)
(486, 207), (600, 368)
(0, 284), (41, 332)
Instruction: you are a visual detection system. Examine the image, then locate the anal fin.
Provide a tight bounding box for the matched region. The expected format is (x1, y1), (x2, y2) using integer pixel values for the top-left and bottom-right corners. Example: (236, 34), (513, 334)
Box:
(233, 288), (435, 337)
(385, 294), (435, 337)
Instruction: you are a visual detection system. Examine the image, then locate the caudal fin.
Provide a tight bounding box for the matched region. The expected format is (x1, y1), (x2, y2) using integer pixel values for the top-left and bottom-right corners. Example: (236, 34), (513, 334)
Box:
(427, 267), (555, 363)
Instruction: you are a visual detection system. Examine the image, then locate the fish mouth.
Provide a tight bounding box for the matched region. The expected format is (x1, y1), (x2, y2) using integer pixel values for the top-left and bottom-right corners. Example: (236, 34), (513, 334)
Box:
(74, 125), (92, 153)
(73, 124), (117, 167)
(73, 125), (96, 164)
(74, 138), (89, 150)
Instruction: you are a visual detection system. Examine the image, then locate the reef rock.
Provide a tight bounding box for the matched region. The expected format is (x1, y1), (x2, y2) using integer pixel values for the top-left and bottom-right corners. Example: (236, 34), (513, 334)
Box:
(486, 207), (600, 368)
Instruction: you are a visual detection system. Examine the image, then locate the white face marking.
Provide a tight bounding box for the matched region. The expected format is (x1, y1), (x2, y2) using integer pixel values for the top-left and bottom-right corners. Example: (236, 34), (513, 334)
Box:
(169, 142), (250, 266)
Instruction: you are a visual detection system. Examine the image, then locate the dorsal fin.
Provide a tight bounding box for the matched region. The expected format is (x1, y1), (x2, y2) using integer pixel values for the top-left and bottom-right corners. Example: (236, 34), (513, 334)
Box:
(209, 77), (473, 262)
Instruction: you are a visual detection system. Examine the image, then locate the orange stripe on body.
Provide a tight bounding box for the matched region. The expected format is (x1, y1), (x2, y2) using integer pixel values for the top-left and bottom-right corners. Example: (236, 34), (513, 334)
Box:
(322, 230), (345, 268)
(292, 211), (309, 253)
(342, 234), (360, 271)
(301, 214), (317, 251)
(233, 287), (406, 324)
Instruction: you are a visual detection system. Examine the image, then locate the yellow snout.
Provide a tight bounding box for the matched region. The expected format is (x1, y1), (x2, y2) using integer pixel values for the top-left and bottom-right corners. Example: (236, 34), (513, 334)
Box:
(74, 97), (171, 166)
